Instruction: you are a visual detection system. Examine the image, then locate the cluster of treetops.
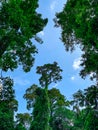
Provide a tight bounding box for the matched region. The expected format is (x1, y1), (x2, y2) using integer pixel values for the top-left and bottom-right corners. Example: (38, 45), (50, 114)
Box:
(0, 0), (98, 130)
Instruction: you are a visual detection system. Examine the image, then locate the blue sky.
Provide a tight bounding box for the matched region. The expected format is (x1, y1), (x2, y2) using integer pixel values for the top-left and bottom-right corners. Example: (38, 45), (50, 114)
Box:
(4, 0), (95, 113)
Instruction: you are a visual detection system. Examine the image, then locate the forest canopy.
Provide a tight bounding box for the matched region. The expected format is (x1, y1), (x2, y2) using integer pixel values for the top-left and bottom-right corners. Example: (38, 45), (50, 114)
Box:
(0, 0), (47, 72)
(55, 0), (98, 80)
(0, 0), (98, 130)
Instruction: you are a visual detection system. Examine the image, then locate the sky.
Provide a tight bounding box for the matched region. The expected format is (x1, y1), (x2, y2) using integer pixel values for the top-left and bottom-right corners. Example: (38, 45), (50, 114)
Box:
(3, 0), (95, 114)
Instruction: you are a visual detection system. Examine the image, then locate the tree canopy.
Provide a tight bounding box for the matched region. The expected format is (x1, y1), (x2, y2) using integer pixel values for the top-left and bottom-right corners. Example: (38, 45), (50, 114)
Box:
(55, 0), (98, 80)
(71, 85), (98, 130)
(36, 62), (62, 88)
(0, 0), (48, 72)
(0, 77), (18, 130)
(15, 113), (31, 129)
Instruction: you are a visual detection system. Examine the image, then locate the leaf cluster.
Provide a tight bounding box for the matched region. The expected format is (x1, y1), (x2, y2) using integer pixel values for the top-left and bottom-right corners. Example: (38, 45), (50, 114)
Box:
(36, 62), (62, 88)
(56, 0), (98, 80)
(0, 0), (48, 72)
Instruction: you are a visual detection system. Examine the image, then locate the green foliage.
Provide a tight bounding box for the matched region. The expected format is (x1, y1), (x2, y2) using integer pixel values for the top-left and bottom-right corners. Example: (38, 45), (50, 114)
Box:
(52, 107), (74, 130)
(72, 85), (98, 110)
(48, 88), (70, 128)
(0, 0), (48, 72)
(23, 84), (38, 110)
(56, 0), (98, 79)
(0, 76), (18, 110)
(48, 88), (67, 107)
(84, 85), (98, 109)
(72, 109), (86, 130)
(0, 101), (14, 130)
(71, 85), (98, 129)
(16, 113), (31, 129)
(36, 62), (62, 88)
(30, 87), (50, 130)
(56, 0), (98, 51)
(24, 63), (63, 130)
(72, 108), (98, 130)
(55, 1), (98, 128)
(84, 109), (98, 130)
(24, 86), (51, 130)
(15, 123), (26, 130)
(0, 76), (18, 129)
(0, 77), (14, 100)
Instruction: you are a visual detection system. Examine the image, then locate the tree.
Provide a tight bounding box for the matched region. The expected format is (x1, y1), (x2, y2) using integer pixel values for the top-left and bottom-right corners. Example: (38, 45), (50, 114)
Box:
(15, 113), (31, 130)
(72, 109), (87, 130)
(52, 107), (74, 130)
(30, 87), (50, 130)
(24, 85), (50, 130)
(72, 90), (85, 112)
(55, 0), (98, 80)
(84, 109), (98, 130)
(0, 0), (48, 72)
(48, 88), (72, 130)
(36, 62), (62, 89)
(0, 76), (18, 130)
(71, 85), (98, 129)
(48, 88), (69, 128)
(24, 62), (62, 130)
(84, 85), (98, 110)
(35, 62), (62, 129)
(72, 85), (98, 110)
(0, 77), (14, 100)
(24, 87), (67, 130)
(23, 84), (38, 110)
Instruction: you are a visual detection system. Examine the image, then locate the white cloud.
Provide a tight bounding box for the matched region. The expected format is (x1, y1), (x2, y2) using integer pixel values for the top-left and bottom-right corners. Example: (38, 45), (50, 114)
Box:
(73, 58), (81, 70)
(71, 76), (75, 81)
(50, 1), (57, 11)
(13, 77), (30, 86)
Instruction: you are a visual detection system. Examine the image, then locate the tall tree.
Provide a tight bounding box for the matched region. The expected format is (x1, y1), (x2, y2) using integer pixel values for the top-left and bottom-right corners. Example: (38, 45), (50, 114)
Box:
(0, 76), (18, 130)
(24, 62), (62, 130)
(0, 0), (48, 72)
(48, 88), (69, 128)
(30, 87), (50, 130)
(36, 62), (62, 129)
(24, 86), (50, 130)
(55, 0), (98, 80)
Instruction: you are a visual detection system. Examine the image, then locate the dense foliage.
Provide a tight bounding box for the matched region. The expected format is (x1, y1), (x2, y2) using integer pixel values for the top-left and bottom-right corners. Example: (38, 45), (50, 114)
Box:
(48, 88), (69, 128)
(0, 0), (98, 130)
(55, 1), (98, 129)
(24, 62), (62, 130)
(0, 0), (47, 72)
(36, 62), (62, 88)
(0, 0), (47, 129)
(71, 85), (98, 130)
(55, 0), (98, 80)
(0, 77), (18, 130)
(30, 88), (50, 130)
(15, 113), (31, 129)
